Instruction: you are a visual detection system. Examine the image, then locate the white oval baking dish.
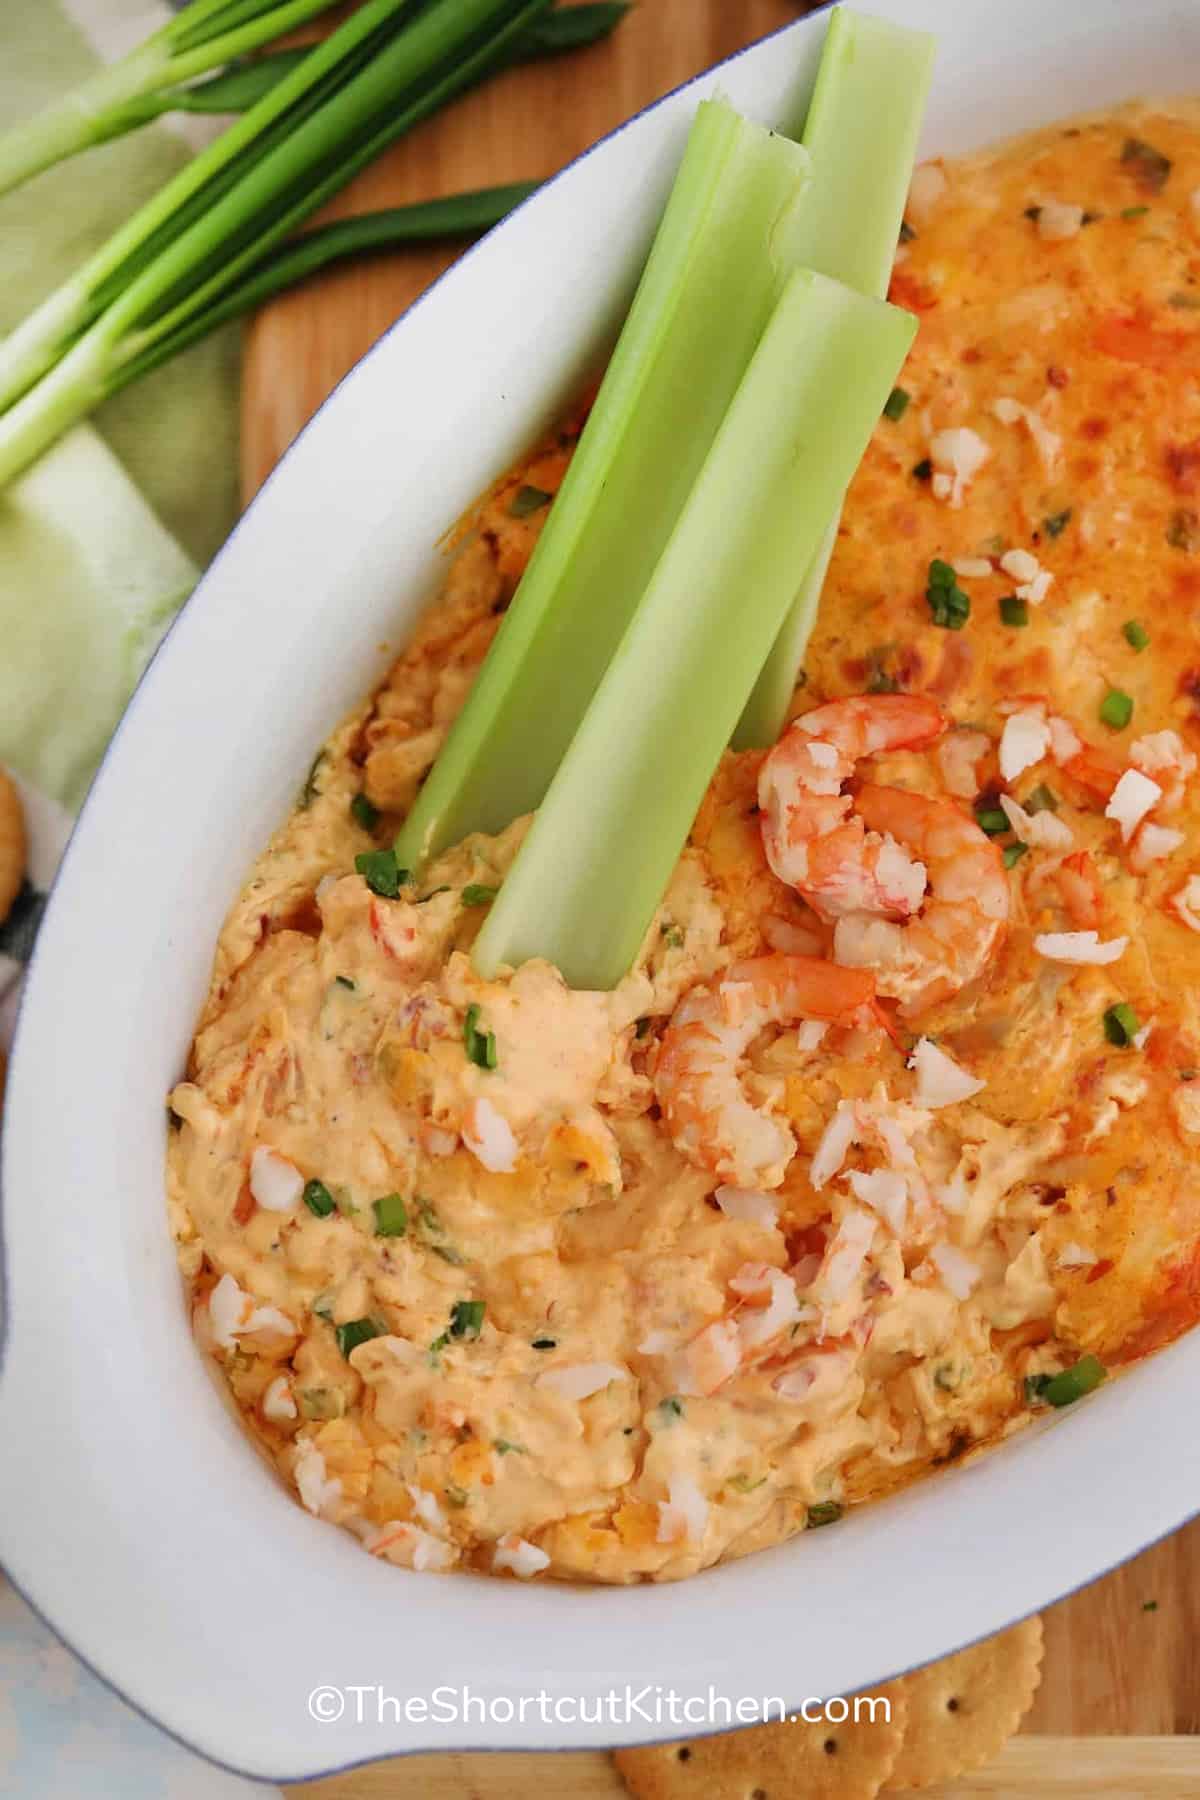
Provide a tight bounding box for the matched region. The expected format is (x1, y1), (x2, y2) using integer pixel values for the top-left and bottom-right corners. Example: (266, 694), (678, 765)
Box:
(3, 0), (1199, 1781)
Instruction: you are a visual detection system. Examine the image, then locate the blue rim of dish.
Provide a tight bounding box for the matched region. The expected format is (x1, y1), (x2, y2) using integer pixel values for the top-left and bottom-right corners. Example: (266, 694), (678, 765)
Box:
(6, 1), (1195, 1786)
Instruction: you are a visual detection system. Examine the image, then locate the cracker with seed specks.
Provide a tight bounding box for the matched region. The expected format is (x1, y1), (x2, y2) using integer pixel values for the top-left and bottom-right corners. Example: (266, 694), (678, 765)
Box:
(883, 1615), (1043, 1790)
(614, 1687), (908, 1800)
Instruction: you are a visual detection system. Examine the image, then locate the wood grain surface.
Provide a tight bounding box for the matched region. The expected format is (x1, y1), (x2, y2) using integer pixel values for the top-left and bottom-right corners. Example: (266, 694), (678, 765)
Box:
(292, 1737), (1200, 1799)
(241, 0), (1200, 1776)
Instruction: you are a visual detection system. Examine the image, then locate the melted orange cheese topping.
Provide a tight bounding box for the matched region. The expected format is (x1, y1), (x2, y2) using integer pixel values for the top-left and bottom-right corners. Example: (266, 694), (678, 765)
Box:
(168, 103), (1200, 1585)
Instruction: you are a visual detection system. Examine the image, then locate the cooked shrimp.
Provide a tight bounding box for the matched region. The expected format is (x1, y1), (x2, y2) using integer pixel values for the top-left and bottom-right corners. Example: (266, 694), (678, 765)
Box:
(654, 955), (875, 1188)
(758, 695), (946, 921)
(0, 768), (27, 926)
(832, 786), (1009, 1015)
(1042, 850), (1104, 930)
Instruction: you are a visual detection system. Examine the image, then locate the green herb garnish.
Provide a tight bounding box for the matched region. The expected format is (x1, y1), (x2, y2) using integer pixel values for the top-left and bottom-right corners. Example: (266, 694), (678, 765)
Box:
(334, 975), (357, 991)
(335, 1316), (387, 1359)
(303, 1179), (336, 1219)
(1003, 841), (1029, 869)
(493, 1438), (527, 1456)
(1099, 688), (1134, 731)
(1024, 783), (1059, 814)
(1104, 1002), (1140, 1047)
(660, 924), (685, 949)
(728, 1472), (768, 1493)
(462, 883), (499, 907)
(1144, 1600), (1159, 1612)
(926, 557), (970, 630)
(1123, 619), (1150, 652)
(807, 1501), (844, 1529)
(1121, 136), (1172, 193)
(299, 749), (326, 810)
(1043, 508), (1071, 538)
(999, 594), (1028, 628)
(657, 1396), (685, 1421)
(975, 805), (1009, 837)
(463, 1002), (498, 1070)
(882, 385), (911, 421)
(449, 1299), (486, 1340)
(508, 484), (553, 518)
(350, 791), (380, 831)
(1121, 204), (1150, 219)
(355, 847), (407, 898)
(373, 1193), (408, 1237)
(1041, 1354), (1107, 1407)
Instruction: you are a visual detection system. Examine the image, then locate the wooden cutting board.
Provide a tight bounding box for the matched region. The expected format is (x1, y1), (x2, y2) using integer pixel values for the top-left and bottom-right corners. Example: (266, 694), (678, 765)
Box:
(241, 0), (1200, 1785)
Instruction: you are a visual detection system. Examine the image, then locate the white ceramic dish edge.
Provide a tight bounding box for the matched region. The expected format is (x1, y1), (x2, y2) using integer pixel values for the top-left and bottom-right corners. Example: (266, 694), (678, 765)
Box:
(3, 0), (1200, 1781)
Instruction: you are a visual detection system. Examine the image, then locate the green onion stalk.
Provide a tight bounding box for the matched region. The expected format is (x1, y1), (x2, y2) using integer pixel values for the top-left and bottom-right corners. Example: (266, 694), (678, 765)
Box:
(0, 4), (627, 184)
(0, 0), (552, 488)
(0, 0), (342, 198)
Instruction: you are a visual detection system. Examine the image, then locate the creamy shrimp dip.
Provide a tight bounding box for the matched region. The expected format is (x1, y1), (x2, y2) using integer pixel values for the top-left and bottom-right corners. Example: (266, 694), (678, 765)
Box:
(169, 103), (1200, 1583)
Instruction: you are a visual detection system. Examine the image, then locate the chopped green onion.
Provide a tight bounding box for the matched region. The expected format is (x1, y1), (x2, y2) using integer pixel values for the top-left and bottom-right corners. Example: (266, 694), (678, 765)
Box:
(807, 1501), (844, 1528)
(882, 385), (911, 421)
(1123, 619), (1150, 651)
(912, 456), (933, 481)
(999, 594), (1028, 627)
(303, 1179), (336, 1218)
(1099, 688), (1134, 731)
(975, 806), (1010, 836)
(335, 1315), (387, 1359)
(735, 9), (935, 747)
(1104, 1002), (1141, 1047)
(463, 1003), (498, 1070)
(508, 484), (553, 518)
(475, 271), (916, 988)
(350, 791), (380, 831)
(355, 847), (406, 898)
(492, 1438), (526, 1456)
(1043, 508), (1071, 538)
(449, 1299), (486, 1340)
(657, 1396), (685, 1420)
(373, 1193), (409, 1236)
(926, 558), (971, 630)
(300, 750), (326, 809)
(1040, 1355), (1107, 1408)
(1144, 1599), (1159, 1612)
(1121, 204), (1150, 219)
(334, 974), (357, 991)
(531, 1336), (556, 1350)
(1024, 784), (1059, 814)
(728, 1471), (768, 1493)
(462, 883), (499, 906)
(661, 924), (685, 949)
(1003, 841), (1029, 869)
(1121, 137), (1172, 193)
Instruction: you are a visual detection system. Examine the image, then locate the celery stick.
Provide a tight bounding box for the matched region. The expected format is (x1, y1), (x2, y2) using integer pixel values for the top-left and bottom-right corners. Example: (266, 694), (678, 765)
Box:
(733, 7), (934, 749)
(474, 270), (916, 989)
(394, 99), (811, 871)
